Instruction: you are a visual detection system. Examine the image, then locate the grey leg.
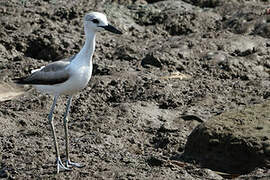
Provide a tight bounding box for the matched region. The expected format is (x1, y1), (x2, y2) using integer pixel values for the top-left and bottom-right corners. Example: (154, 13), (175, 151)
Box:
(48, 95), (71, 173)
(63, 96), (84, 168)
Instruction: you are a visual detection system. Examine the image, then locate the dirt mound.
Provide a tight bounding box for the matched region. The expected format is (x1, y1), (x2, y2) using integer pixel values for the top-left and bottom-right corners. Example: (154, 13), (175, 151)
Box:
(184, 100), (270, 174)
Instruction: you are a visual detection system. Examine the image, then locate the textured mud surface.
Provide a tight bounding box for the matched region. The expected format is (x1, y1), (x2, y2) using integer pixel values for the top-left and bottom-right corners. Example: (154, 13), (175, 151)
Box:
(0, 0), (270, 179)
(185, 100), (270, 174)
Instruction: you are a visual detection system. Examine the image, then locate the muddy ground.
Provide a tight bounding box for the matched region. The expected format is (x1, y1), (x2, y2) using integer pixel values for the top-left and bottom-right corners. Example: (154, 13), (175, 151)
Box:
(0, 0), (270, 179)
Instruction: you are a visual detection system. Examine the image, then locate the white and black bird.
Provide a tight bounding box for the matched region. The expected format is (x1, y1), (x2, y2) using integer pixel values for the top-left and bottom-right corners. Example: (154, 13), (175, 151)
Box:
(14, 12), (122, 173)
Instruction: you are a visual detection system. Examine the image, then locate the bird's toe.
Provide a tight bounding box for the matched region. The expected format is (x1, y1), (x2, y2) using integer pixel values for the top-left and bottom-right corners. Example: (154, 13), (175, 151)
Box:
(56, 157), (72, 173)
(66, 160), (85, 168)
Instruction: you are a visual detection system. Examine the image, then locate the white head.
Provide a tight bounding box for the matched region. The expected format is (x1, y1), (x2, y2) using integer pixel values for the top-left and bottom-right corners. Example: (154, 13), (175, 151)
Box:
(84, 12), (122, 34)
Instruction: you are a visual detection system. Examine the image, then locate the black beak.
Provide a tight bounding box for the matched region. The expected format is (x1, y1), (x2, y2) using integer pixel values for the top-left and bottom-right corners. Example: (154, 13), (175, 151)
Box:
(101, 24), (122, 34)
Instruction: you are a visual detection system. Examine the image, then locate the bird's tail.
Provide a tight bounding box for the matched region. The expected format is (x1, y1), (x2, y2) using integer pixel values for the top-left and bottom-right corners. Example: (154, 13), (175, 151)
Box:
(12, 77), (27, 85)
(0, 82), (26, 102)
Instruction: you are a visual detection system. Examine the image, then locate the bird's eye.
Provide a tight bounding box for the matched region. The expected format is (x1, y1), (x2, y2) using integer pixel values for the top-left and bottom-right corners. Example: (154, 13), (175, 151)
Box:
(92, 19), (99, 24)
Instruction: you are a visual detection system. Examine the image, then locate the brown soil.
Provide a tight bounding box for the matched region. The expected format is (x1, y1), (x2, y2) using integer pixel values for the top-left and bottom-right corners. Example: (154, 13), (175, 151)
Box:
(0, 0), (269, 179)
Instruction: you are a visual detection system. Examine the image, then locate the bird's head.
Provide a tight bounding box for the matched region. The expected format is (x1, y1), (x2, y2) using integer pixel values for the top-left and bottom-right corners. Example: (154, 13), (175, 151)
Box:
(84, 12), (122, 34)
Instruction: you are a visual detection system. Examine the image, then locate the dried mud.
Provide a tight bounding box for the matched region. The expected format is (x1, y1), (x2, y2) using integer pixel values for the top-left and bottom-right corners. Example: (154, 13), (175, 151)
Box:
(0, 0), (270, 179)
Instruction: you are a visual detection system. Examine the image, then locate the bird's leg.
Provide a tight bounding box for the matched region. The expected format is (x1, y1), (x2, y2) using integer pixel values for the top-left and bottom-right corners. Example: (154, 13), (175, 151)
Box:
(63, 96), (84, 168)
(49, 95), (71, 173)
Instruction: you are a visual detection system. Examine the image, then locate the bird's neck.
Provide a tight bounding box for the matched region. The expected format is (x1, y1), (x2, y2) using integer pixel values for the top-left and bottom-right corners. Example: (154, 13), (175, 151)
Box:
(75, 30), (96, 66)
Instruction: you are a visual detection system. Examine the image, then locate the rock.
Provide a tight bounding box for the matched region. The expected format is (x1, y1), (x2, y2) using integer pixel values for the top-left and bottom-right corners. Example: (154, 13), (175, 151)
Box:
(141, 52), (162, 68)
(184, 100), (270, 174)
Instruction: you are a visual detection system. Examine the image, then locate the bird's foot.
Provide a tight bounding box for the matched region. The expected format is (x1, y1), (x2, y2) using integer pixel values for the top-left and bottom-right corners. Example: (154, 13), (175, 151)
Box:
(56, 157), (72, 173)
(66, 159), (85, 168)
